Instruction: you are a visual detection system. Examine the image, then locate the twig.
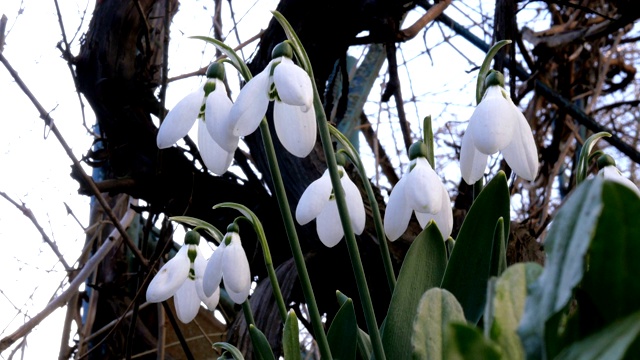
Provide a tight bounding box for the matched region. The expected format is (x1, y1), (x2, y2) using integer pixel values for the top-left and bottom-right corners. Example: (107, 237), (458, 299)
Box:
(0, 191), (72, 272)
(0, 199), (138, 354)
(0, 52), (149, 267)
(0, 14), (7, 53)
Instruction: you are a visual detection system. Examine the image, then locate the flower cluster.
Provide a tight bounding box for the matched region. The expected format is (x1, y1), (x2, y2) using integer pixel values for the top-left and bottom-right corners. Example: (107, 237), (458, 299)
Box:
(460, 70), (538, 184)
(145, 227), (252, 323)
(384, 142), (453, 241)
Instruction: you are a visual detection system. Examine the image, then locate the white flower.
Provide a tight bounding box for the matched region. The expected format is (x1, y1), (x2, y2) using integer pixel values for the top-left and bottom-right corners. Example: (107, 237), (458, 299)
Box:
(202, 229), (252, 304)
(295, 166), (366, 247)
(460, 83), (538, 184)
(156, 64), (238, 175)
(384, 157), (453, 241)
(597, 156), (640, 197)
(146, 232), (220, 323)
(227, 43), (317, 158)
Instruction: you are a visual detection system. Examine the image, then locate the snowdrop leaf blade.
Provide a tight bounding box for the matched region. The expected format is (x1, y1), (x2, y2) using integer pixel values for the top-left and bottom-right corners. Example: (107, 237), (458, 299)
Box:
(459, 129), (488, 184)
(501, 111), (538, 181)
(383, 177), (413, 241)
(295, 170), (333, 225)
(229, 69), (270, 136)
(316, 200), (344, 248)
(197, 120), (234, 175)
(283, 310), (303, 360)
(249, 325), (276, 360)
(203, 242), (226, 297)
(274, 101), (317, 158)
(273, 57), (313, 107)
(174, 279), (201, 323)
(213, 342), (245, 360)
(146, 246), (190, 303)
(341, 173), (366, 234)
(156, 89), (203, 148)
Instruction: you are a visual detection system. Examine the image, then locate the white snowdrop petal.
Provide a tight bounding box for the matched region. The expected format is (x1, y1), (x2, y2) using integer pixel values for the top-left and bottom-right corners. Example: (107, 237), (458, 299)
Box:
(501, 111), (538, 181)
(227, 287), (252, 305)
(221, 235), (252, 302)
(405, 158), (443, 214)
(146, 246), (190, 303)
(341, 172), (366, 235)
(467, 86), (516, 155)
(206, 81), (238, 152)
(415, 184), (453, 240)
(459, 128), (489, 184)
(600, 166), (640, 197)
(156, 89), (204, 148)
(194, 252), (220, 310)
(174, 279), (201, 323)
(229, 69), (271, 136)
(274, 101), (317, 157)
(203, 242), (226, 297)
(316, 199), (344, 248)
(296, 170), (333, 225)
(197, 120), (234, 175)
(273, 57), (313, 107)
(383, 177), (413, 241)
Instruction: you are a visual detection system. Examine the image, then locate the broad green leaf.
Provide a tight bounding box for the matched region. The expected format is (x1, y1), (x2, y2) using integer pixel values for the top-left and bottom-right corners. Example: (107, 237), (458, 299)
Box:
(213, 342), (245, 360)
(411, 288), (466, 360)
(248, 325), (275, 360)
(328, 298), (358, 360)
(169, 216), (223, 244)
(445, 322), (503, 360)
(489, 217), (507, 277)
(283, 310), (301, 360)
(518, 177), (604, 359)
(441, 171), (510, 324)
(336, 291), (373, 360)
(581, 182), (640, 323)
(555, 311), (640, 360)
(485, 263), (543, 360)
(381, 223), (447, 360)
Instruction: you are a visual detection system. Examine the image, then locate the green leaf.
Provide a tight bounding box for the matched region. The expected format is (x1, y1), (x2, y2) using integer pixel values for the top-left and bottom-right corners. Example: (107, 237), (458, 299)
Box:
(445, 322), (503, 360)
(248, 325), (275, 360)
(381, 222), (447, 360)
(283, 310), (301, 360)
(213, 342), (245, 360)
(581, 182), (640, 322)
(575, 131), (611, 184)
(411, 288), (466, 360)
(485, 263), (543, 360)
(270, 11), (313, 75)
(336, 291), (373, 360)
(555, 311), (640, 360)
(441, 171), (510, 324)
(328, 298), (358, 360)
(489, 217), (507, 277)
(169, 216), (223, 244)
(190, 36), (253, 81)
(517, 176), (605, 358)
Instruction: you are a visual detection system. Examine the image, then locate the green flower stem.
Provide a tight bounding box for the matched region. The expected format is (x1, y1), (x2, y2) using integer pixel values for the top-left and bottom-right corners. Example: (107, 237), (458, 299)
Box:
(331, 128), (396, 292)
(473, 179), (484, 201)
(242, 300), (256, 327)
(258, 119), (333, 360)
(313, 95), (387, 360)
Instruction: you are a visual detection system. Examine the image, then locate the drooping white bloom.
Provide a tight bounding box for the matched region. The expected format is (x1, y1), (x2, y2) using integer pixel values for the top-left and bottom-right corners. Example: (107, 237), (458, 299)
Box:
(295, 166), (366, 248)
(460, 82), (538, 184)
(597, 155), (640, 197)
(146, 231), (220, 323)
(384, 157), (453, 241)
(227, 43), (317, 158)
(156, 63), (238, 175)
(202, 229), (252, 304)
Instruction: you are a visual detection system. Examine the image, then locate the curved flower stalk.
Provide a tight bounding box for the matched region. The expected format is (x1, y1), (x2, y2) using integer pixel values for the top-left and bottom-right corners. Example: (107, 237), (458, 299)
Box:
(384, 142), (453, 241)
(460, 70), (538, 184)
(295, 164), (366, 248)
(597, 154), (640, 197)
(156, 62), (238, 175)
(227, 41), (317, 158)
(145, 231), (220, 323)
(203, 223), (252, 304)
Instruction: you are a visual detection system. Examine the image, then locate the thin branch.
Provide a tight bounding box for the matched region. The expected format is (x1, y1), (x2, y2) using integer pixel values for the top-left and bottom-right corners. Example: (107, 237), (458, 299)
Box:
(0, 52), (149, 267)
(0, 199), (138, 354)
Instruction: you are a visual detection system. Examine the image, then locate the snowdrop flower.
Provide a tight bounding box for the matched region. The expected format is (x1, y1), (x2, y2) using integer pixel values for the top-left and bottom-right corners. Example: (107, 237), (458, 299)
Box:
(597, 154), (640, 197)
(227, 41), (317, 158)
(460, 70), (538, 184)
(295, 165), (366, 248)
(146, 231), (220, 323)
(384, 142), (453, 241)
(202, 224), (252, 304)
(156, 62), (238, 175)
